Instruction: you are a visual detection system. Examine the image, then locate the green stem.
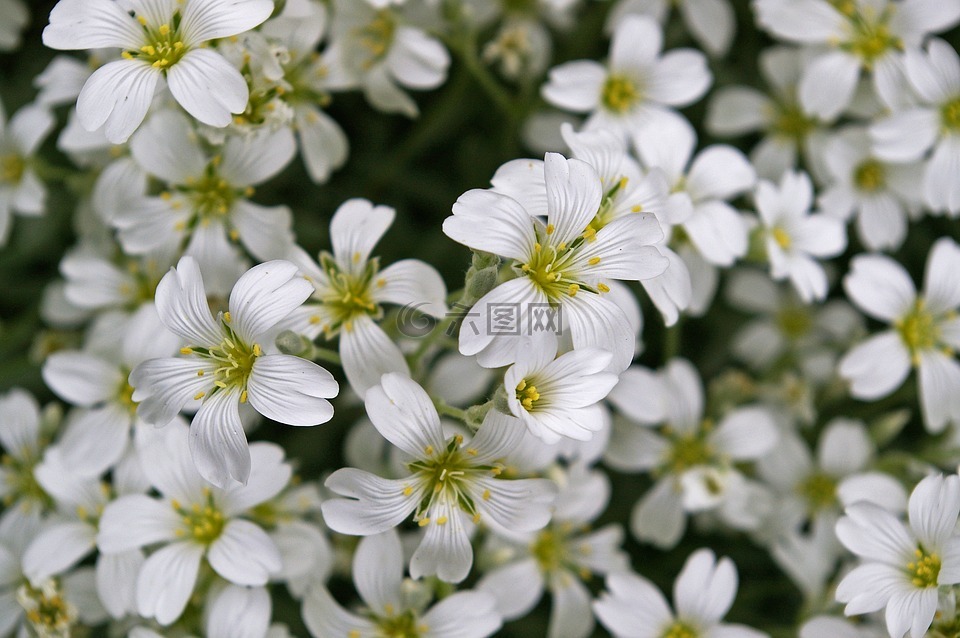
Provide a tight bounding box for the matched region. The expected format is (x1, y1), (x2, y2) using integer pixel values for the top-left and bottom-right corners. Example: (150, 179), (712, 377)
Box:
(434, 398), (468, 423)
(663, 317), (683, 362)
(310, 346), (342, 366)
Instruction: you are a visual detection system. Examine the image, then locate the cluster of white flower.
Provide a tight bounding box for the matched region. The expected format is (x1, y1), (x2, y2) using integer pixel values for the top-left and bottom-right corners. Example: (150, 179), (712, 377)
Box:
(0, 0), (959, 636)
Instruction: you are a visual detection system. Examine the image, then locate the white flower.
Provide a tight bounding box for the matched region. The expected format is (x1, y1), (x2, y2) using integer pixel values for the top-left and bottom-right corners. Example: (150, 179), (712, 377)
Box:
(303, 529), (502, 638)
(605, 358), (778, 548)
(835, 473), (960, 638)
(0, 389), (54, 534)
(871, 39), (960, 215)
(594, 548), (769, 638)
(838, 238), (960, 433)
(0, 0), (28, 51)
(542, 14), (711, 139)
(504, 335), (618, 443)
(819, 126), (923, 251)
(97, 423), (288, 626)
(478, 464), (628, 638)
(282, 198), (447, 398)
(42, 305), (181, 476)
(801, 615), (886, 638)
(321, 373), (557, 583)
(117, 110), (298, 272)
(753, 0), (960, 119)
(706, 46), (831, 182)
(325, 0), (450, 117)
(0, 100), (55, 246)
(130, 256), (338, 487)
(58, 250), (167, 313)
(444, 152), (668, 372)
(754, 170), (847, 303)
(42, 0), (275, 143)
(608, 0), (735, 57)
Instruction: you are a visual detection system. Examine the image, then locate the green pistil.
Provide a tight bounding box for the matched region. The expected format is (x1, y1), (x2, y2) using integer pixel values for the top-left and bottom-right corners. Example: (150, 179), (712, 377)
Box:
(172, 489), (226, 545)
(776, 306), (813, 339)
(773, 104), (816, 143)
(896, 300), (940, 365)
(314, 252), (381, 335)
(942, 97), (960, 132)
(356, 10), (396, 67)
(662, 621), (699, 638)
(664, 427), (714, 474)
(797, 472), (837, 512)
(601, 74), (640, 114)
(854, 159), (886, 192)
(0, 153), (24, 184)
(406, 435), (497, 527)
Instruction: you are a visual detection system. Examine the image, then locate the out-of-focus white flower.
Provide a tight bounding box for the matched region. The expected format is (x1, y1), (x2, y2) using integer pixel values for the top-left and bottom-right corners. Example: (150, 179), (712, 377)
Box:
(42, 0), (275, 142)
(321, 374), (557, 583)
(872, 39), (960, 215)
(839, 238), (960, 433)
(607, 0), (736, 58)
(754, 170), (847, 303)
(0, 0), (28, 52)
(0, 100), (55, 246)
(130, 257), (338, 487)
(594, 548), (769, 638)
(542, 15), (711, 140)
(753, 0), (960, 119)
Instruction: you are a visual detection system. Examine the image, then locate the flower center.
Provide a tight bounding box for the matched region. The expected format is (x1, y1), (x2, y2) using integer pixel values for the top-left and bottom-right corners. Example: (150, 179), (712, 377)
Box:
(829, 0), (856, 16)
(406, 435), (499, 527)
(942, 97), (960, 132)
(907, 546), (941, 588)
(773, 104), (816, 142)
(172, 489), (226, 545)
(356, 10), (396, 66)
(846, 14), (901, 65)
(123, 17), (188, 71)
(190, 172), (238, 218)
(0, 153), (24, 183)
(665, 429), (713, 474)
(853, 159), (886, 192)
(896, 300), (940, 364)
(17, 580), (77, 638)
(662, 621), (700, 638)
(116, 375), (138, 414)
(797, 472), (837, 512)
(1, 452), (52, 510)
(776, 306), (812, 339)
(601, 74), (640, 114)
(772, 227), (791, 250)
(519, 226), (605, 301)
(185, 314), (262, 403)
(515, 378), (541, 411)
(373, 611), (427, 638)
(313, 253), (381, 335)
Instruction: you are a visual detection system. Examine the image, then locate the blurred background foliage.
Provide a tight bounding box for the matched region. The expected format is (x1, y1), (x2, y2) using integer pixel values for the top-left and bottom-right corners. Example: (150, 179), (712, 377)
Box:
(1, 1), (959, 636)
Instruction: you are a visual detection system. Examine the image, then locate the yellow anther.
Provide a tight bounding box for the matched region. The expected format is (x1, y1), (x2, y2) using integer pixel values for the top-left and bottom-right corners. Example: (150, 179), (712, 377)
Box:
(588, 257), (601, 266)
(473, 513), (482, 524)
(568, 284), (579, 296)
(482, 489), (491, 500)
(546, 224), (555, 234)
(137, 15), (147, 25)
(772, 227), (791, 250)
(466, 448), (478, 456)
(180, 347), (193, 355)
(631, 205), (643, 213)
(222, 312), (232, 323)
(436, 516), (448, 525)
(425, 445), (434, 456)
(418, 518), (430, 527)
(597, 283), (610, 293)
(239, 390), (248, 404)
(193, 392), (205, 400)
(403, 486), (413, 496)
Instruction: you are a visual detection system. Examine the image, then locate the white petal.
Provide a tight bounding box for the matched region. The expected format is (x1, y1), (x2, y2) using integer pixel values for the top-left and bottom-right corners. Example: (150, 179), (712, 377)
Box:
(684, 201), (748, 266)
(42, 351), (121, 407)
(364, 372), (445, 457)
(839, 331), (912, 400)
(680, 0), (736, 56)
(705, 87), (771, 137)
(410, 505), (473, 583)
(373, 259), (447, 317)
(219, 126), (297, 187)
(247, 354), (337, 425)
(843, 253), (916, 321)
(674, 549), (737, 625)
(754, 0), (846, 42)
(76, 60), (160, 144)
(647, 49), (712, 107)
(352, 530), (403, 615)
(445, 189), (537, 261)
(42, 0), (143, 50)
(709, 406), (777, 460)
(219, 442), (291, 515)
(564, 292), (637, 373)
(136, 541), (204, 625)
(607, 365), (666, 424)
(799, 51), (861, 120)
(422, 591), (502, 638)
(548, 576), (594, 638)
(924, 137), (960, 214)
(610, 14), (663, 69)
(97, 494), (181, 553)
(835, 562), (907, 614)
(130, 357), (213, 427)
(917, 351), (960, 434)
(631, 478), (685, 549)
(923, 237), (960, 315)
(542, 60), (606, 112)
(206, 584), (272, 638)
(473, 476), (556, 532)
(818, 418), (873, 476)
(478, 559), (544, 620)
(232, 202), (297, 262)
(0, 388), (39, 459)
(57, 405), (130, 478)
(155, 256), (223, 345)
(595, 571), (672, 638)
(296, 104), (348, 183)
(179, 0), (274, 42)
(130, 109), (206, 185)
(870, 108), (940, 163)
(167, 49), (248, 127)
(907, 474), (960, 549)
(903, 40), (960, 104)
(229, 259), (313, 342)
(96, 550), (144, 618)
(837, 472), (909, 512)
(302, 587), (375, 638)
(322, 468), (419, 535)
(23, 522), (95, 583)
(340, 315), (409, 399)
(385, 26), (449, 90)
(208, 519), (281, 585)
(835, 502), (914, 563)
(189, 387), (249, 488)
